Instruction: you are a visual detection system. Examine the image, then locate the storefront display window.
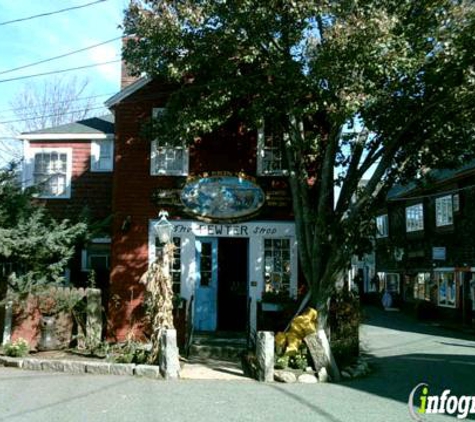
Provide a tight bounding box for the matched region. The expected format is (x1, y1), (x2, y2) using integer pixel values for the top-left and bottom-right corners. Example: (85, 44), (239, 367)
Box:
(436, 272), (456, 308)
(413, 273), (431, 301)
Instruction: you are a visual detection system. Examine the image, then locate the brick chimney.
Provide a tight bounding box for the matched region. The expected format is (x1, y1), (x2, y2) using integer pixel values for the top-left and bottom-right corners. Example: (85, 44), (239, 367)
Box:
(121, 36), (140, 89)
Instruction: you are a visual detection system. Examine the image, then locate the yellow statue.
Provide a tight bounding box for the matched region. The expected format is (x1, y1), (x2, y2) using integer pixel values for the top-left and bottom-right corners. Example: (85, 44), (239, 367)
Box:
(276, 307), (318, 356)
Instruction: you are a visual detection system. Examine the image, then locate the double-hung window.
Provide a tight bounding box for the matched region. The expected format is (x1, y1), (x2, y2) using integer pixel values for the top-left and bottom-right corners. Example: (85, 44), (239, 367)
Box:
(405, 203), (424, 232)
(257, 120), (288, 176)
(376, 214), (389, 238)
(30, 148), (72, 199)
(150, 108), (189, 176)
(91, 139), (114, 172)
(435, 195), (454, 227)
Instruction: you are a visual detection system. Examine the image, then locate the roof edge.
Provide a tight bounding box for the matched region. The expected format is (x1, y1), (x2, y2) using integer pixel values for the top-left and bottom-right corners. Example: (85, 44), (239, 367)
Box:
(105, 76), (152, 108)
(19, 133), (114, 141)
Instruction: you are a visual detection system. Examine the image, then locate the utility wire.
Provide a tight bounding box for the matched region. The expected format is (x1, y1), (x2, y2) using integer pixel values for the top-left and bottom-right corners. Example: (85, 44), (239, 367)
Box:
(0, 92), (116, 115)
(0, 105), (108, 126)
(0, 37), (122, 76)
(0, 0), (107, 26)
(0, 101), (108, 124)
(0, 70), (269, 125)
(0, 60), (121, 84)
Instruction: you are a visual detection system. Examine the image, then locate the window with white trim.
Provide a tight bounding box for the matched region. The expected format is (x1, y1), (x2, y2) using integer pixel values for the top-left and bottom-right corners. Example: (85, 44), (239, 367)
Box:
(376, 214), (389, 238)
(91, 139), (113, 172)
(155, 237), (182, 294)
(30, 148), (72, 198)
(405, 203), (424, 232)
(434, 193), (460, 225)
(150, 108), (189, 176)
(435, 195), (453, 227)
(436, 272), (456, 308)
(263, 238), (291, 295)
(257, 121), (288, 176)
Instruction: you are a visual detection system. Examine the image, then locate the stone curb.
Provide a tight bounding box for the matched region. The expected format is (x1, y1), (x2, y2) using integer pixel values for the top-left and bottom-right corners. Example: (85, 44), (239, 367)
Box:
(0, 356), (163, 379)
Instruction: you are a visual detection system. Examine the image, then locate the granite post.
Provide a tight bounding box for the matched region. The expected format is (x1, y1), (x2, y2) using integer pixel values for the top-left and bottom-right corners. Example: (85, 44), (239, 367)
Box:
(159, 329), (180, 380)
(256, 331), (274, 382)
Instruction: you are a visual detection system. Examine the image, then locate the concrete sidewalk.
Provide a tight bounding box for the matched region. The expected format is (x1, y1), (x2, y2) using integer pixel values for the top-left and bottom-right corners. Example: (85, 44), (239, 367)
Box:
(180, 357), (250, 381)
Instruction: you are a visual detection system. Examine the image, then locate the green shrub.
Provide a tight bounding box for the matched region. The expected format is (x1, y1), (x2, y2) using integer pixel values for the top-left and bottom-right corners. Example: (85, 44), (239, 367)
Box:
(329, 290), (360, 368)
(107, 340), (150, 364)
(3, 338), (29, 357)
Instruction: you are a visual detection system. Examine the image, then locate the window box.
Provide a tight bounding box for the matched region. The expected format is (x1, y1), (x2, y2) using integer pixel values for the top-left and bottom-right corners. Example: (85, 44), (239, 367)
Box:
(261, 302), (284, 312)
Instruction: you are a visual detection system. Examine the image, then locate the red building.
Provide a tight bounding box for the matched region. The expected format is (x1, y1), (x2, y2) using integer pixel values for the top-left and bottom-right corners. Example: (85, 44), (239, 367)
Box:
(21, 75), (298, 341)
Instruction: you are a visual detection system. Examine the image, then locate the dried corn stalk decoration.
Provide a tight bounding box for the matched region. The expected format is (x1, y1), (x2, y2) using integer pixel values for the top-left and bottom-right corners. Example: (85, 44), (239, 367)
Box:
(142, 242), (175, 364)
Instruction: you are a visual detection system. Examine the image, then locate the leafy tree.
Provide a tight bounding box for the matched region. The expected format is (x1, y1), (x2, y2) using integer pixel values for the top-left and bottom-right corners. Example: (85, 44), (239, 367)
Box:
(0, 165), (87, 296)
(122, 1), (475, 314)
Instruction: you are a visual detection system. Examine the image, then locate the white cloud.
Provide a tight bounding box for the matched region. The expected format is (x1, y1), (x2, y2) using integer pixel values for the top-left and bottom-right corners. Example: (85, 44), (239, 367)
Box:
(88, 43), (121, 84)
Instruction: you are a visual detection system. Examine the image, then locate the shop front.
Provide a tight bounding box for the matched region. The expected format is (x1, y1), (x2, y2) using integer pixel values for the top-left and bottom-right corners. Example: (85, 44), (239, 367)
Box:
(148, 220), (298, 333)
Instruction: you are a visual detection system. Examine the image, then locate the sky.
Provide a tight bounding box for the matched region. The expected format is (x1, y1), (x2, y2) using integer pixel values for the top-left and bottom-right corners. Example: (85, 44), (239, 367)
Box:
(0, 0), (128, 166)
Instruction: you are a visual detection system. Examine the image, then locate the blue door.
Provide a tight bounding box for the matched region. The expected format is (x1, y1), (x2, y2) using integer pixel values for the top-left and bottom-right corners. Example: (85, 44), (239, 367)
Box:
(194, 238), (218, 331)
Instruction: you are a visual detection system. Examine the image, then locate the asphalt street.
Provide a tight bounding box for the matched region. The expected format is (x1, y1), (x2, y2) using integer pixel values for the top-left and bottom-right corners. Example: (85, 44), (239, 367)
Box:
(0, 306), (474, 422)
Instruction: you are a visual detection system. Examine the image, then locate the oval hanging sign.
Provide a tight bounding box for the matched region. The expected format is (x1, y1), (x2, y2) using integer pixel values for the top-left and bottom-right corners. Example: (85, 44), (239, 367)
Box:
(181, 176), (265, 221)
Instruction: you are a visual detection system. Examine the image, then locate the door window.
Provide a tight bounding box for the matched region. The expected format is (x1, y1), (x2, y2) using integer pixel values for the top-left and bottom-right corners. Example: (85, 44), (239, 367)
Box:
(200, 242), (213, 287)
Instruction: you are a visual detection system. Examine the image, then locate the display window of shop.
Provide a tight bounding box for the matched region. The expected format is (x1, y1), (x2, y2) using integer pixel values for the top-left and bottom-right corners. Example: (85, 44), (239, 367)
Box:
(377, 272), (400, 294)
(413, 272), (431, 301)
(155, 237), (182, 295)
(263, 238), (291, 295)
(435, 271), (457, 308)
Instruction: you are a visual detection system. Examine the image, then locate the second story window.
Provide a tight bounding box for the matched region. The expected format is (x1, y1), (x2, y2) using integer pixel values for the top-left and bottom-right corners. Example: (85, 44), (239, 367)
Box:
(405, 203), (424, 232)
(150, 108), (189, 176)
(376, 214), (389, 238)
(257, 120), (288, 176)
(30, 148), (72, 199)
(435, 195), (454, 227)
(91, 139), (114, 172)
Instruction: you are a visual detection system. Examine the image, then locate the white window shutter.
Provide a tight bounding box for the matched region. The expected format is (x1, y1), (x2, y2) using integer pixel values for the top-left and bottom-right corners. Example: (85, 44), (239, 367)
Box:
(90, 140), (100, 170)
